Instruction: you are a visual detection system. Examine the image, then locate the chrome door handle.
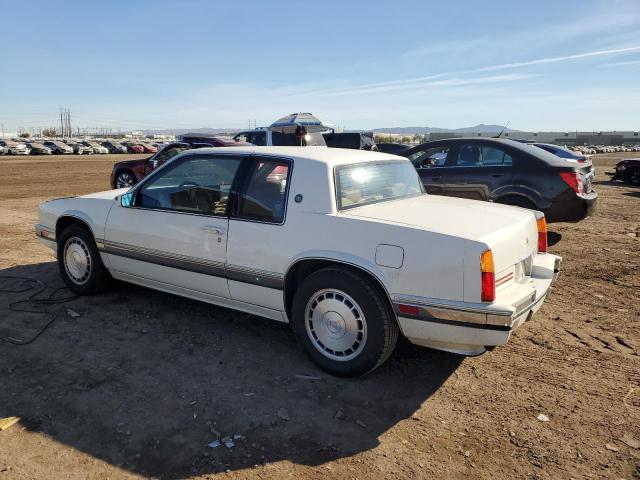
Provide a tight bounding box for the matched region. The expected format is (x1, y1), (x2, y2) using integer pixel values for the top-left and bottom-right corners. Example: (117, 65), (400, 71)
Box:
(202, 225), (226, 235)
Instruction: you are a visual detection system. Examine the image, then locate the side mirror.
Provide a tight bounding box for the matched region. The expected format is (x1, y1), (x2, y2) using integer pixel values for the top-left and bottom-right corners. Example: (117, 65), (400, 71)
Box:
(120, 192), (134, 207)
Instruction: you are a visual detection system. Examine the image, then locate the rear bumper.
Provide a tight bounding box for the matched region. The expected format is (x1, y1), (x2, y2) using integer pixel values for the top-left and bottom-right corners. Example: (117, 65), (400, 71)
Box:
(394, 253), (561, 355)
(546, 191), (597, 222)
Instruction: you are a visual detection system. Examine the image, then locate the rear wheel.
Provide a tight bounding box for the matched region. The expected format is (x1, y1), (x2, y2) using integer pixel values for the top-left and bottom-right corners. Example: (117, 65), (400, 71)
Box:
(626, 168), (640, 186)
(114, 169), (137, 189)
(497, 195), (536, 210)
(291, 267), (398, 377)
(57, 224), (111, 295)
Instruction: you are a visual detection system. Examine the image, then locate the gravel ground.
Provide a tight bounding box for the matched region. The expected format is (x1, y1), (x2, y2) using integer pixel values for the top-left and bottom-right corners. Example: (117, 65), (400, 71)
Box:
(0, 153), (638, 480)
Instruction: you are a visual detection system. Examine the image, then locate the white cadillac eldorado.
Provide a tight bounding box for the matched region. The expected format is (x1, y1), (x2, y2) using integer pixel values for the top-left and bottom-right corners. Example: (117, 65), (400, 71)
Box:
(36, 146), (561, 376)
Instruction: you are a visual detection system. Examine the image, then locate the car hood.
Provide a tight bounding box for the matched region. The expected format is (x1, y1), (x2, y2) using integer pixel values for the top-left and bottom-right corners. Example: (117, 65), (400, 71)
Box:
(80, 188), (129, 200)
(114, 158), (147, 169)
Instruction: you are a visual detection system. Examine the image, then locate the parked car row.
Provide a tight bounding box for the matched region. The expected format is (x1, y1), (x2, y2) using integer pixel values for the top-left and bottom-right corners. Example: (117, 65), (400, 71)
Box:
(0, 138), (167, 155)
(571, 145), (640, 155)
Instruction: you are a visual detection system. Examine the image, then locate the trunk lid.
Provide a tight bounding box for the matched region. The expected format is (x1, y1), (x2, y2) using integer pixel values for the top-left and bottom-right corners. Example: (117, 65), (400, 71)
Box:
(342, 194), (538, 273)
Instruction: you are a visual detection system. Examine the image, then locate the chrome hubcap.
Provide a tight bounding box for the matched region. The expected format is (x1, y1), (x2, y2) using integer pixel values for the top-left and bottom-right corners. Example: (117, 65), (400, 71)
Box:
(116, 172), (134, 188)
(305, 289), (367, 361)
(64, 237), (91, 285)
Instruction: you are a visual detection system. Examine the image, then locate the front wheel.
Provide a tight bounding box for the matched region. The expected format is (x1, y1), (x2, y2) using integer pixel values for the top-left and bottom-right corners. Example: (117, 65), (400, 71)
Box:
(114, 169), (137, 189)
(57, 224), (111, 295)
(291, 267), (398, 377)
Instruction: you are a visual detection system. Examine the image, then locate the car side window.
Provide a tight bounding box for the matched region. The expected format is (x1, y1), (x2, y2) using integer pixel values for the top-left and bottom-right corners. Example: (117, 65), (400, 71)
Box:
(236, 159), (291, 223)
(455, 144), (512, 167)
(136, 155), (242, 216)
(248, 132), (267, 146)
(408, 146), (449, 168)
(480, 146), (513, 166)
(153, 146), (187, 164)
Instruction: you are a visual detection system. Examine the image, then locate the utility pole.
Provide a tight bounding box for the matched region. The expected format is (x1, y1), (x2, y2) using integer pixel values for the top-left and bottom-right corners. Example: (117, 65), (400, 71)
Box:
(59, 106), (64, 138)
(1, 123), (4, 139)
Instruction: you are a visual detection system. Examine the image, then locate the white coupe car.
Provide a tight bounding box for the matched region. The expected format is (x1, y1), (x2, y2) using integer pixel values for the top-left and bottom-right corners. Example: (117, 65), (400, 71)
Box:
(36, 147), (560, 376)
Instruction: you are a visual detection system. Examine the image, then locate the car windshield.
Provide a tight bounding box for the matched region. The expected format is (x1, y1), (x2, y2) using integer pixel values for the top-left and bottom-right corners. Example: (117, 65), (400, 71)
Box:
(335, 160), (424, 210)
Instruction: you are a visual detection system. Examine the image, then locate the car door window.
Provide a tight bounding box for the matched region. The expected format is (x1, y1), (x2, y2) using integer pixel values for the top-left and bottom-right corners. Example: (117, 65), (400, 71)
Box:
(153, 145), (188, 165)
(248, 132), (267, 146)
(408, 146), (449, 168)
(136, 155), (241, 215)
(455, 144), (512, 167)
(236, 159), (291, 223)
(479, 145), (513, 165)
(455, 144), (481, 166)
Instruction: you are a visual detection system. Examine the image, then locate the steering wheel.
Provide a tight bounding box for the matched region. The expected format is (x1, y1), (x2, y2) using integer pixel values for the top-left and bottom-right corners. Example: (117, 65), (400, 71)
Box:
(179, 180), (199, 189)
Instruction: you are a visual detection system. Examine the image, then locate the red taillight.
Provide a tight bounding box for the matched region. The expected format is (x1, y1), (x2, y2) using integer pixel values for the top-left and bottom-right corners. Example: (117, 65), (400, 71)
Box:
(480, 250), (495, 302)
(537, 216), (548, 253)
(559, 171), (584, 194)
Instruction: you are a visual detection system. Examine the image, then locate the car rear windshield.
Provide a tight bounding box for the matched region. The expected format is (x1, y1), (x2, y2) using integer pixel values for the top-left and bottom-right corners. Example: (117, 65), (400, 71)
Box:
(335, 160), (424, 210)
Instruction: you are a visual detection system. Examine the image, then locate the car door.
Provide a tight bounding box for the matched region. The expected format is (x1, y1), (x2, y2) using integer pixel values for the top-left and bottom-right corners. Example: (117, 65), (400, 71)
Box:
(442, 142), (513, 201)
(104, 153), (245, 299)
(405, 144), (451, 194)
(225, 155), (292, 312)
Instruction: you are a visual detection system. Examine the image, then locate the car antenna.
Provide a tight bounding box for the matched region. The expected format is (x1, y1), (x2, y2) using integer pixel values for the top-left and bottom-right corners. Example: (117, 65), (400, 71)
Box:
(494, 121), (510, 138)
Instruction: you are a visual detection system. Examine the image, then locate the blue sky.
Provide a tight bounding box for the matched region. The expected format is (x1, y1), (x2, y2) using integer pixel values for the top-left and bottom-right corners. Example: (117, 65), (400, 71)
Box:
(1, 0), (639, 132)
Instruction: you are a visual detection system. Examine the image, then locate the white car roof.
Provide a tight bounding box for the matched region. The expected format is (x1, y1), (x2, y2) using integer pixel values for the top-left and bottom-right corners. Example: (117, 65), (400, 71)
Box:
(188, 146), (406, 167)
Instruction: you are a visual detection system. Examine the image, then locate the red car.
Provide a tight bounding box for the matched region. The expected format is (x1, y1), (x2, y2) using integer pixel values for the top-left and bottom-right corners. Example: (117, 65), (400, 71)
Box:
(140, 143), (158, 154)
(110, 138), (248, 189)
(127, 144), (145, 154)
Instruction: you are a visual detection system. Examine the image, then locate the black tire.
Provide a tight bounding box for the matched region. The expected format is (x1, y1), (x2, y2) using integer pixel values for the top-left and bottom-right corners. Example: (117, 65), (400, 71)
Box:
(291, 267), (399, 377)
(626, 168), (640, 186)
(57, 224), (111, 295)
(114, 169), (137, 189)
(497, 195), (536, 210)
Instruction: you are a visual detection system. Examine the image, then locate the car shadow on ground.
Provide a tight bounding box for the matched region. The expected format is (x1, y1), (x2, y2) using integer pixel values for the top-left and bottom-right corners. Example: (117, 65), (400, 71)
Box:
(592, 179), (638, 188)
(623, 191), (640, 198)
(0, 262), (462, 478)
(547, 231), (562, 247)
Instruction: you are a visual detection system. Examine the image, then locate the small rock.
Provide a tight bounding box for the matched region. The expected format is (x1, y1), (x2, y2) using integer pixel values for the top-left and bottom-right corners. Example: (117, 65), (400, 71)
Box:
(463, 450), (471, 458)
(537, 413), (550, 422)
(620, 433), (640, 449)
(335, 409), (344, 420)
(605, 443), (619, 452)
(593, 294), (604, 299)
(67, 309), (81, 318)
(355, 420), (368, 429)
(277, 408), (290, 421)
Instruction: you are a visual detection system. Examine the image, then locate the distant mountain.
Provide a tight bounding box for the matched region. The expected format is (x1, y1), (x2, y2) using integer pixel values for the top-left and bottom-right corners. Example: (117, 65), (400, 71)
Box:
(141, 127), (239, 136)
(372, 124), (517, 135)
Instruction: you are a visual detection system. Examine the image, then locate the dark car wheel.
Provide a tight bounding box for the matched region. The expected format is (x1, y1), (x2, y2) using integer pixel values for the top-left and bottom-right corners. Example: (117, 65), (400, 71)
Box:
(114, 169), (137, 189)
(497, 195), (537, 210)
(291, 267), (399, 377)
(626, 168), (640, 186)
(57, 224), (111, 295)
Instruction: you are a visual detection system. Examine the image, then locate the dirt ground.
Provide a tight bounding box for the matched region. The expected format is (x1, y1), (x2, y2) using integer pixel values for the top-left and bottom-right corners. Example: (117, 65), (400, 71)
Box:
(0, 153), (638, 480)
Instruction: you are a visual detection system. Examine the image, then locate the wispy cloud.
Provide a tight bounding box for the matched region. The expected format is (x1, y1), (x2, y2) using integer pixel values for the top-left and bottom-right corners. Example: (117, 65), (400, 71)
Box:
(471, 46), (640, 73)
(600, 59), (640, 67)
(292, 45), (640, 98)
(401, 38), (487, 58)
(315, 73), (540, 97)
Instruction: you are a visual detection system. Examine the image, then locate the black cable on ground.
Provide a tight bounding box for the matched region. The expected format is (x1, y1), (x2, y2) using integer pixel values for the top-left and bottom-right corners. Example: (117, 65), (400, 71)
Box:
(0, 275), (77, 345)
